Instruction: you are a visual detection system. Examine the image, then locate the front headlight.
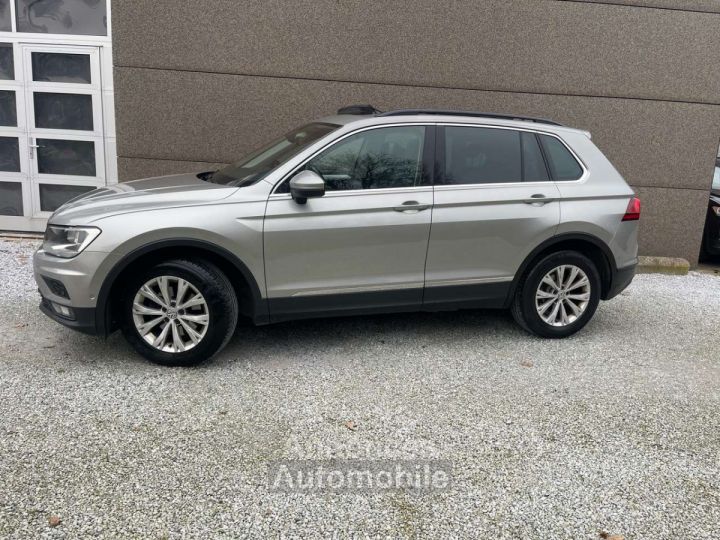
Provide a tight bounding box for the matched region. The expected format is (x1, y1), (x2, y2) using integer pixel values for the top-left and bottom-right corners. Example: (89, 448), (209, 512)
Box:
(43, 225), (101, 258)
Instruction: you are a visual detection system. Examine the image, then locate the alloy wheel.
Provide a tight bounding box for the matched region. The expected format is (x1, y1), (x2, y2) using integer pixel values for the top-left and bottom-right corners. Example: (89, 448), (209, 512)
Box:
(132, 276), (210, 353)
(534, 264), (591, 327)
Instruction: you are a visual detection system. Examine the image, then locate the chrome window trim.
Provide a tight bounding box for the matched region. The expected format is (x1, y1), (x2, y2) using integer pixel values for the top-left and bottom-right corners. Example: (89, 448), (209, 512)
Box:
(269, 122), (432, 197)
(268, 120), (589, 198)
(269, 185), (432, 201)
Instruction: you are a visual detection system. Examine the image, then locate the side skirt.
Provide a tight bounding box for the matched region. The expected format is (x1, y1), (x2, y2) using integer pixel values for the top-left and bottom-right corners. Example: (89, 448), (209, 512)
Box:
(422, 282), (510, 312)
(267, 282), (511, 323)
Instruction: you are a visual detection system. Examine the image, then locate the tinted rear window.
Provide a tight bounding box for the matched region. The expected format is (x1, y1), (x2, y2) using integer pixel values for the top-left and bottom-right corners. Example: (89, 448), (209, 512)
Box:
(443, 127), (521, 184)
(539, 134), (583, 181)
(442, 127), (555, 184)
(521, 132), (549, 182)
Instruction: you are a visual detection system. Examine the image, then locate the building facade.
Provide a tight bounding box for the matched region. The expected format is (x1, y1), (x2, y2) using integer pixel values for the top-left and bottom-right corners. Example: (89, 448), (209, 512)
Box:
(3, 0), (720, 264)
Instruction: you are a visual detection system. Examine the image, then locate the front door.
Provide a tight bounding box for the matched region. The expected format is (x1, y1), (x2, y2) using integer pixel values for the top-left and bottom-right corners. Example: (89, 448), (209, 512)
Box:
(264, 125), (434, 321)
(0, 43), (105, 231)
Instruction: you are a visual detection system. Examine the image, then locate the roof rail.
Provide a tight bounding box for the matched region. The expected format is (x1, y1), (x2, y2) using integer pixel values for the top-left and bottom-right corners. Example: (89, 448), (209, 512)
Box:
(378, 109), (563, 126)
(337, 104), (383, 115)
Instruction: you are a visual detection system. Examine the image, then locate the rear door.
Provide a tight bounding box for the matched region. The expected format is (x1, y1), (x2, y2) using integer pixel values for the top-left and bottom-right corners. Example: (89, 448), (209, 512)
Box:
(264, 124), (435, 321)
(424, 124), (561, 309)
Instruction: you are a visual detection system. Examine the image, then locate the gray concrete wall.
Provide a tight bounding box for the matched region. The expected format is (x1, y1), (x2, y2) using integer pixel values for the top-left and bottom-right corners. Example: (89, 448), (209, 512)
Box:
(111, 0), (720, 263)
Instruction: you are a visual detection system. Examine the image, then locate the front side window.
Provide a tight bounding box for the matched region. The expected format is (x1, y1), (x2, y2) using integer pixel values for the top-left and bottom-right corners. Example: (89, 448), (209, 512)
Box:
(281, 125), (426, 192)
(713, 165), (720, 191)
(208, 122), (339, 187)
(539, 134), (584, 181)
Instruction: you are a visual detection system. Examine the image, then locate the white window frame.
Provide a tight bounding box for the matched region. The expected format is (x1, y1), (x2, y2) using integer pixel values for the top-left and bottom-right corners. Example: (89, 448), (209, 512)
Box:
(0, 0), (116, 231)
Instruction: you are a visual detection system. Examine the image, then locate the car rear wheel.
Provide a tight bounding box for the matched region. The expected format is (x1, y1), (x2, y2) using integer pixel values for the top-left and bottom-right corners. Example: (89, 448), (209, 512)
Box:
(511, 250), (601, 338)
(120, 259), (238, 366)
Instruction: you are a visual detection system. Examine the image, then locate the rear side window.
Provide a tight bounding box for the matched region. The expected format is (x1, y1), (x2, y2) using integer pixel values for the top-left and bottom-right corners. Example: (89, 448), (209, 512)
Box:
(521, 132), (549, 182)
(539, 134), (584, 181)
(443, 127), (521, 184)
(441, 127), (553, 184)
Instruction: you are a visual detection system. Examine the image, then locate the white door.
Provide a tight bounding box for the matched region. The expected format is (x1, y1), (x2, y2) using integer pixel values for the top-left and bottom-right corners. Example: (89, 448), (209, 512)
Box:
(0, 43), (105, 232)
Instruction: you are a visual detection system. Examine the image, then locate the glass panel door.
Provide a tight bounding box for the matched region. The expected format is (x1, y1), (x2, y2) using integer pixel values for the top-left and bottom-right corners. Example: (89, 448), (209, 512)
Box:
(0, 40), (30, 227)
(0, 0), (112, 233)
(21, 43), (104, 218)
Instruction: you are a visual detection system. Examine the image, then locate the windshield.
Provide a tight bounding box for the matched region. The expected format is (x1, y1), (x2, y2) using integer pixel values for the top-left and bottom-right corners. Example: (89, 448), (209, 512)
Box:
(206, 123), (339, 186)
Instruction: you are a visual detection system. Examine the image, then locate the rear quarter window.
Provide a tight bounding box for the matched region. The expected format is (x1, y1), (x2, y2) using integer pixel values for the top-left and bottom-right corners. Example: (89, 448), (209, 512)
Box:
(521, 132), (550, 182)
(539, 134), (584, 181)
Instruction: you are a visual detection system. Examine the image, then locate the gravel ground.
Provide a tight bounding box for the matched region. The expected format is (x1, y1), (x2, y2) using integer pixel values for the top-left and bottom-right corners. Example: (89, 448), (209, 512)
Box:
(0, 238), (718, 539)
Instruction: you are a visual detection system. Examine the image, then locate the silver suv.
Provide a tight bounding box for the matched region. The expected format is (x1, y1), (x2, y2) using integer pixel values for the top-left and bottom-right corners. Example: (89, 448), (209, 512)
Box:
(33, 107), (640, 366)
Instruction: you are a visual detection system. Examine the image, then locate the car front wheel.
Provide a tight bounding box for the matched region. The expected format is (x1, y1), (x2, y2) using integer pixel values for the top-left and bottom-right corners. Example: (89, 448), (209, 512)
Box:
(120, 259), (238, 366)
(511, 250), (601, 338)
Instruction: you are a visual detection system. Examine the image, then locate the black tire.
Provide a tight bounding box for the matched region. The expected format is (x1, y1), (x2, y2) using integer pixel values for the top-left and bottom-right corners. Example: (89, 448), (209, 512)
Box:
(120, 259), (238, 366)
(511, 250), (601, 339)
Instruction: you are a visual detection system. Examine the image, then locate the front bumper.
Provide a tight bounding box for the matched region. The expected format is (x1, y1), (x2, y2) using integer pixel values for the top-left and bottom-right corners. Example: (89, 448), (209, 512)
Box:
(34, 248), (108, 306)
(34, 248), (110, 336)
(39, 297), (99, 335)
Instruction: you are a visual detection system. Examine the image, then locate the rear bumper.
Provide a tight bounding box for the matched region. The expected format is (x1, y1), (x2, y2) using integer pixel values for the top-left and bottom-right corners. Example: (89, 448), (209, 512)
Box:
(39, 296), (100, 336)
(603, 263), (636, 300)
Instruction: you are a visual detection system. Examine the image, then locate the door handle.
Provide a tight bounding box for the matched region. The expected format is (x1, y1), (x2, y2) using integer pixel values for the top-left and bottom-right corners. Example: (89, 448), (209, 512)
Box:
(523, 194), (552, 206)
(393, 201), (430, 213)
(28, 138), (43, 159)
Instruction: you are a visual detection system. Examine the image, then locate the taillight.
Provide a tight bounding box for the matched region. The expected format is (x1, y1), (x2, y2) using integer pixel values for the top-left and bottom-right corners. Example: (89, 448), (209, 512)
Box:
(622, 197), (641, 221)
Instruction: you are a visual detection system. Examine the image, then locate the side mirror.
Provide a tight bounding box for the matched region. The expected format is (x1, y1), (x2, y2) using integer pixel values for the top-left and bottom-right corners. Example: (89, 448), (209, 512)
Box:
(289, 170), (325, 204)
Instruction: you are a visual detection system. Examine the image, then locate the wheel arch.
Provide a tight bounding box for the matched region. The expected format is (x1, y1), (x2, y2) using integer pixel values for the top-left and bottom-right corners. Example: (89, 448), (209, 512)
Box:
(506, 233), (617, 306)
(95, 239), (268, 336)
